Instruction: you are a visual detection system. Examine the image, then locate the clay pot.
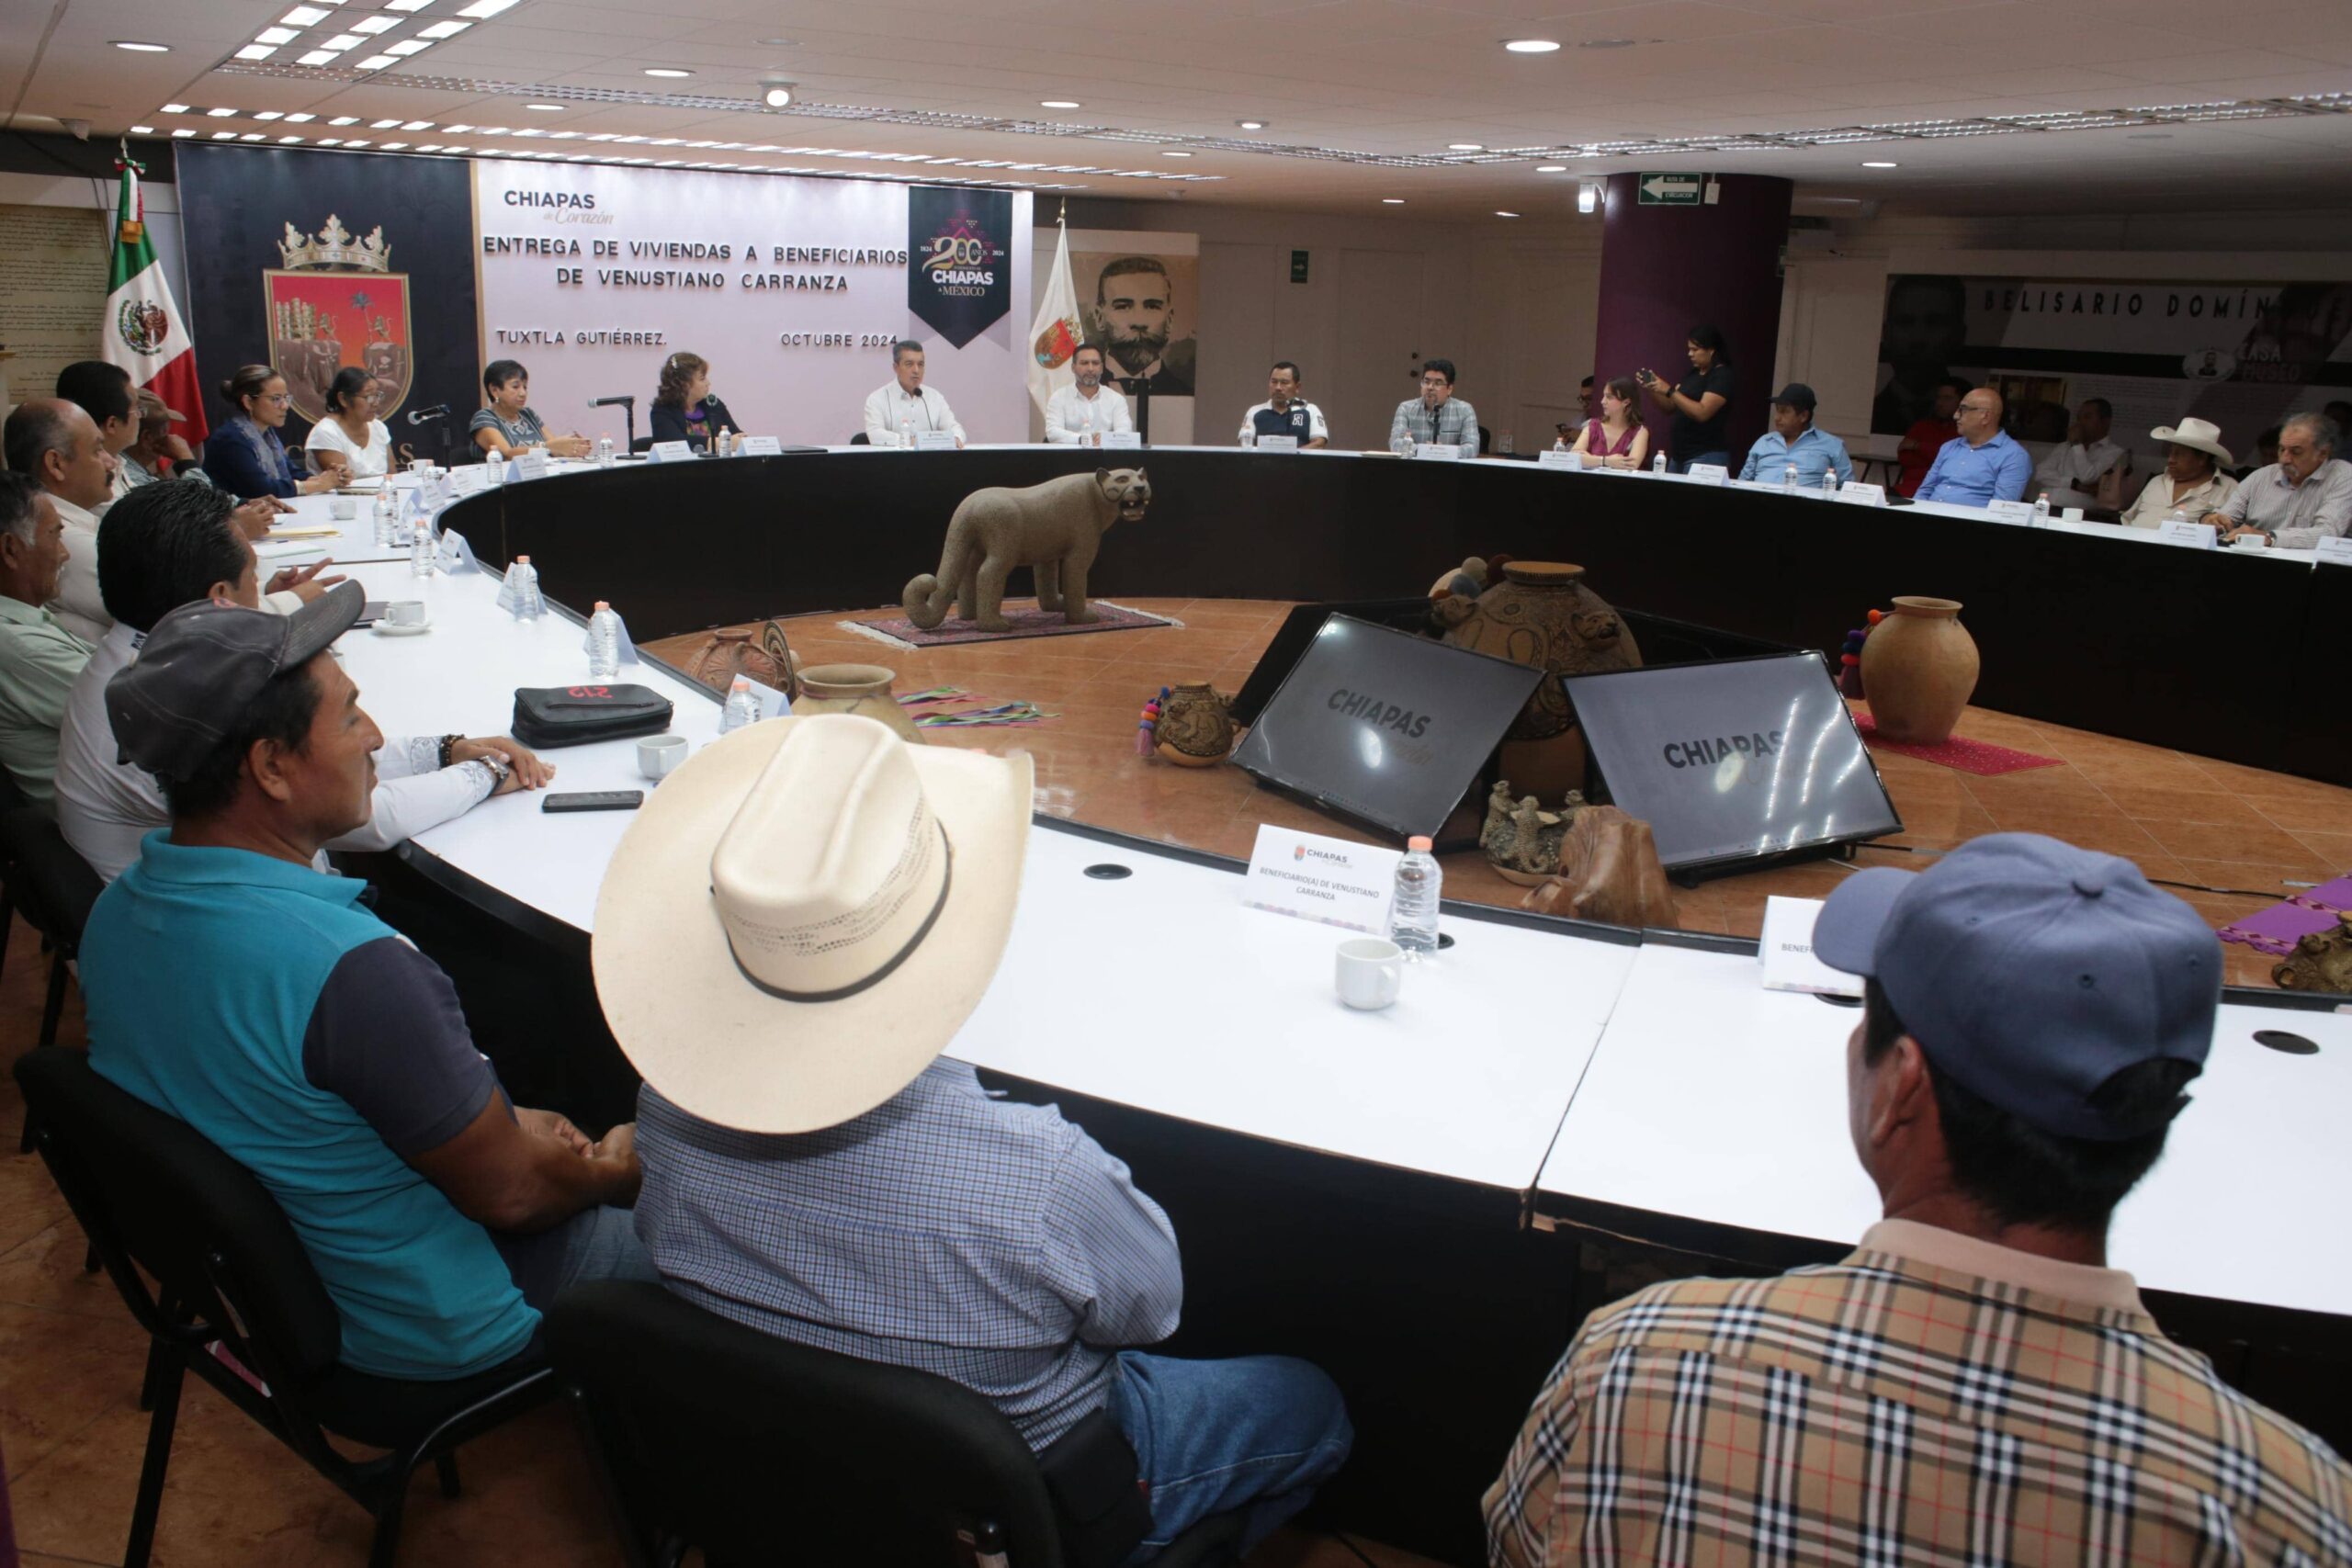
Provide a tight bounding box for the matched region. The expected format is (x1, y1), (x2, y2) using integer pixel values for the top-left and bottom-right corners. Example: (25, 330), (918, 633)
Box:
(1154, 682), (1235, 767)
(792, 663), (925, 745)
(1442, 561), (1642, 797)
(1860, 596), (1979, 745)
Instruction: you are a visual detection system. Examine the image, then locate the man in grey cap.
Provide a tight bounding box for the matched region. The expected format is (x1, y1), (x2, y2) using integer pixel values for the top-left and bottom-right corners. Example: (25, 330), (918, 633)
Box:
(79, 585), (654, 1382)
(1735, 380), (1853, 489)
(1488, 833), (2350, 1568)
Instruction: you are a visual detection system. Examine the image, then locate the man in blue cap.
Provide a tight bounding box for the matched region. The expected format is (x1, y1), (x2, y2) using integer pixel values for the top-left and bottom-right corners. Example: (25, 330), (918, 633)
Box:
(1487, 834), (2351, 1567)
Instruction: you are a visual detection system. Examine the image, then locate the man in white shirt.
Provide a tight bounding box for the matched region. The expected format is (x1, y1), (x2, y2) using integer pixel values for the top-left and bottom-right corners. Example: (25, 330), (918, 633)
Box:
(1043, 346), (1132, 446)
(52, 479), (551, 882)
(1238, 362), (1329, 448)
(2208, 411), (2352, 550)
(3, 399), (119, 645)
(862, 342), (967, 448)
(57, 362), (141, 501)
(2032, 397), (2131, 503)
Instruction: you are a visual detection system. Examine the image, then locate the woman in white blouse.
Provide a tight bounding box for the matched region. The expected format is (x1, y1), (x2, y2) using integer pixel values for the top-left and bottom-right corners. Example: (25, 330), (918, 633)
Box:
(305, 367), (394, 479)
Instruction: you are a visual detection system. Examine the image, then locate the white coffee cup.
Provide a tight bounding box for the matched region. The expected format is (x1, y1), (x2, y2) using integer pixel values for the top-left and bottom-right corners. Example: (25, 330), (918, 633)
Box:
(1335, 937), (1404, 1010)
(385, 600), (428, 627)
(638, 733), (689, 781)
(330, 495), (356, 521)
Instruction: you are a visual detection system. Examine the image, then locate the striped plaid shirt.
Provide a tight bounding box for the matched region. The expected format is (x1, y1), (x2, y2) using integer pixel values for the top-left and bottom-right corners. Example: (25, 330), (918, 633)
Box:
(633, 1060), (1184, 1450)
(1389, 395), (1482, 453)
(1486, 1220), (2352, 1567)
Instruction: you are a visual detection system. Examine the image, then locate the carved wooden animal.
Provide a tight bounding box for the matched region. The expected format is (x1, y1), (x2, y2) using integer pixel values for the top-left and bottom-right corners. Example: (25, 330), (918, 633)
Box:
(903, 468), (1152, 632)
(2274, 912), (2352, 995)
(1520, 806), (1678, 929)
(1478, 779), (1517, 860)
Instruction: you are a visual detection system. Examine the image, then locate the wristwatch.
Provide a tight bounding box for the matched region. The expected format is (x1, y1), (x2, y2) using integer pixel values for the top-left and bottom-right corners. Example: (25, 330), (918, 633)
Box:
(477, 750), (513, 787)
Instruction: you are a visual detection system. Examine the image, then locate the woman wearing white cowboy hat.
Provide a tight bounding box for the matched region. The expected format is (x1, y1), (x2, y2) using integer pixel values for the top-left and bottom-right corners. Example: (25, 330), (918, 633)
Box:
(597, 714), (1353, 1558)
(2120, 417), (2239, 529)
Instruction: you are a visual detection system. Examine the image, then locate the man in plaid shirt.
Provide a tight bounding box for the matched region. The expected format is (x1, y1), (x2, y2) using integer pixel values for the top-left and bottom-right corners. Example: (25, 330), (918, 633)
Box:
(1487, 833), (2352, 1567)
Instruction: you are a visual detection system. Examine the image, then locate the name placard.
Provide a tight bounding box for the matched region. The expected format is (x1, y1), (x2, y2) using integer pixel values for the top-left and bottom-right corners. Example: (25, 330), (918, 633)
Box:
(1758, 896), (1864, 998)
(449, 465), (489, 496)
(1256, 434), (1299, 453)
(1984, 499), (2037, 525)
(1241, 825), (1400, 935)
(1103, 430), (1142, 450)
(1409, 443), (1461, 462)
(1838, 481), (1887, 506)
(743, 676), (793, 720)
(1538, 448), (1582, 470)
(648, 440), (693, 464)
(2159, 518), (2218, 550)
(2314, 536), (2352, 567)
(1683, 463), (1729, 486)
(506, 450), (549, 483)
(737, 434), (782, 457)
(913, 430), (959, 452)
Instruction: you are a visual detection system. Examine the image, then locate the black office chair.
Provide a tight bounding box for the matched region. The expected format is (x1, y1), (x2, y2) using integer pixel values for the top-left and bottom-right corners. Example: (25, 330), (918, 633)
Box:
(548, 1280), (1248, 1568)
(848, 431), (871, 446)
(0, 806), (104, 1046)
(13, 1047), (558, 1568)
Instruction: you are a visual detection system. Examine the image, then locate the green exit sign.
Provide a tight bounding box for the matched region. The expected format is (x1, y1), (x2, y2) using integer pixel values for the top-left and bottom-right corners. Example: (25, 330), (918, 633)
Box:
(1290, 249), (1310, 284)
(1636, 173), (1704, 206)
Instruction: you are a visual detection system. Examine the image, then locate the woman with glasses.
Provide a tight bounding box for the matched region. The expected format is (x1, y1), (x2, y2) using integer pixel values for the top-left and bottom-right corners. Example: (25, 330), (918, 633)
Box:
(304, 367), (395, 479)
(208, 363), (349, 500)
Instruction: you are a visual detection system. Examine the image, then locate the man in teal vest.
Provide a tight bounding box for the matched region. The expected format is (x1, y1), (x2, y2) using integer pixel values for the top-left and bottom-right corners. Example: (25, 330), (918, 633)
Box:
(81, 582), (650, 1379)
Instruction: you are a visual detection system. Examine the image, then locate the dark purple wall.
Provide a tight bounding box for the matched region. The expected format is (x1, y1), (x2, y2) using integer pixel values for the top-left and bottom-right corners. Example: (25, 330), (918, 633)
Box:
(1589, 174), (1793, 465)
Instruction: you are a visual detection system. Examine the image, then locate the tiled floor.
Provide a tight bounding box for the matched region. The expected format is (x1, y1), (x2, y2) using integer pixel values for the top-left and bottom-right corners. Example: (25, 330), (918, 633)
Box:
(651, 597), (2352, 991)
(3, 600), (2342, 1564)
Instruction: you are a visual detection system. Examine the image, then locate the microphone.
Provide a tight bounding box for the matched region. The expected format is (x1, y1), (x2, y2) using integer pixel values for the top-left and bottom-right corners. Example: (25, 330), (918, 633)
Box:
(591, 395), (635, 410)
(404, 404), (450, 426)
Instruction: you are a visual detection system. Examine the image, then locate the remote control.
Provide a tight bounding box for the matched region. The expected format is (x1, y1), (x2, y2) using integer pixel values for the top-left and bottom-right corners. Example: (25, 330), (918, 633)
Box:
(540, 790), (644, 814)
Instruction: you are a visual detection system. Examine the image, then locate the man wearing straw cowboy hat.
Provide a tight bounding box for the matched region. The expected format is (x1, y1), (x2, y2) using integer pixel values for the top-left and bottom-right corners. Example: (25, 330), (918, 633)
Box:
(599, 714), (1352, 1559)
(2119, 416), (2239, 529)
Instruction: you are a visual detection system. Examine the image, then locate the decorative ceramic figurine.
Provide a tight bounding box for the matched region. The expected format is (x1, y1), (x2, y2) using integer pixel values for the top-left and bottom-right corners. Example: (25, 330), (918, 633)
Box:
(2274, 913), (2352, 994)
(677, 619), (798, 699)
(790, 663), (924, 744)
(1151, 682), (1236, 766)
(1440, 561), (1642, 797)
(1481, 785), (1587, 886)
(903, 468), (1153, 632)
(1478, 778), (1518, 861)
(1520, 806), (1679, 929)
(1860, 596), (1978, 745)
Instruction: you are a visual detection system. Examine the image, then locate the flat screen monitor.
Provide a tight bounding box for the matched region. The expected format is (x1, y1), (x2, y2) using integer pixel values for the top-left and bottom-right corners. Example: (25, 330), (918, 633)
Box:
(1562, 653), (1902, 873)
(1232, 615), (1543, 841)
(1229, 597), (1434, 728)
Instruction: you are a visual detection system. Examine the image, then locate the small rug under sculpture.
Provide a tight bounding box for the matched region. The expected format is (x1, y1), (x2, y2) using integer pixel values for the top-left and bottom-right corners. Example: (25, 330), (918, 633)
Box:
(897, 687), (1058, 729)
(2217, 874), (2352, 957)
(842, 599), (1177, 649)
(1851, 715), (2063, 776)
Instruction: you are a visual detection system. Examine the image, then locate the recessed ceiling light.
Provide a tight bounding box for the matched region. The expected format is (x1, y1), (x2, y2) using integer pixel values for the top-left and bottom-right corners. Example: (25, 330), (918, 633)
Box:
(278, 135), (304, 143)
(379, 141), (408, 150)
(763, 81), (794, 107)
(1861, 160), (1898, 168)
(644, 67), (693, 77)
(161, 103), (190, 113)
(1578, 36), (1635, 48)
(284, 112), (314, 122)
(354, 52), (397, 66)
(297, 49), (335, 63)
(386, 39), (433, 52)
(239, 132), (266, 141)
(281, 4), (329, 22)
(320, 32), (364, 49)
(526, 103), (563, 111)
(353, 15), (400, 31)
(112, 39), (171, 52)
(207, 107), (237, 118)
(388, 0), (434, 8)
(1496, 209), (1521, 218)
(254, 110), (284, 120)
(419, 20), (470, 37)
(1535, 164), (1567, 173)
(455, 0), (520, 16)
(1162, 150), (1193, 157)
(343, 138), (371, 146)
(475, 124), (508, 133)
(234, 44), (278, 59)
(1448, 142), (1483, 151)
(1382, 197), (1404, 204)
(172, 129), (194, 138)
(210, 131), (236, 140)
(131, 124), (154, 133)
(1236, 118), (1266, 130)
(1040, 100), (1080, 109)
(328, 116), (359, 125)
(1503, 39), (1560, 52)
(371, 118), (402, 128)
(401, 119), (432, 130)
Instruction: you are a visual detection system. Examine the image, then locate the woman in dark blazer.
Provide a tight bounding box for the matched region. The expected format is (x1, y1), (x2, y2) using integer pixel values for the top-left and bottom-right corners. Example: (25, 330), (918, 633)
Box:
(648, 352), (740, 452)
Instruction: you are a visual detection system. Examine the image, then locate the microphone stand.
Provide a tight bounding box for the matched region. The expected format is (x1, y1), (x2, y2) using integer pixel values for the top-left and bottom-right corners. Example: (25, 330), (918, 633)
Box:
(590, 395), (638, 452)
(1117, 374), (1151, 444)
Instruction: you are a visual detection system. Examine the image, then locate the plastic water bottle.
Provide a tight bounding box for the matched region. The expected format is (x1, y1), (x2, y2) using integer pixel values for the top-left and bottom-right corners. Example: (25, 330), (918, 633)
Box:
(1499, 429), (1514, 455)
(373, 488), (395, 546)
(719, 676), (759, 734)
(899, 409), (915, 449)
(1822, 468), (1841, 499)
(1783, 463), (1800, 494)
(1653, 452), (1668, 475)
(595, 436), (614, 468)
(409, 517), (433, 578)
(1240, 426), (1256, 449)
(1389, 835), (1442, 960)
(587, 601), (621, 678)
(500, 554), (545, 620)
(2031, 491), (2052, 525)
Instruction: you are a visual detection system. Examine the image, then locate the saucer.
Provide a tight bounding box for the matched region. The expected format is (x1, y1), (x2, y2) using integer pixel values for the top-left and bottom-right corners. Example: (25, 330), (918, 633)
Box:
(372, 618), (434, 637)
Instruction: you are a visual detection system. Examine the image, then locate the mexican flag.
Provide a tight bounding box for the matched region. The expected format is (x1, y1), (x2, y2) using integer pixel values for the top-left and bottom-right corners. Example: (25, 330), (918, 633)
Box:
(102, 161), (208, 443)
(1025, 213), (1082, 419)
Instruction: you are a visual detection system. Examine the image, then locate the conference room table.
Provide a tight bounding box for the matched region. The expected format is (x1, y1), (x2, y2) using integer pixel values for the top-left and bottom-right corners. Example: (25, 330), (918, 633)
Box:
(327, 459), (2351, 1548)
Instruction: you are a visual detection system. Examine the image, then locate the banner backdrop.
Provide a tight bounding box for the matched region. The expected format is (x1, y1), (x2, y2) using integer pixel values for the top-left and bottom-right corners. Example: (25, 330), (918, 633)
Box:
(473, 162), (1031, 446)
(908, 186), (1012, 350)
(176, 144), (480, 463)
(1872, 274), (2352, 465)
(1068, 230), (1198, 445)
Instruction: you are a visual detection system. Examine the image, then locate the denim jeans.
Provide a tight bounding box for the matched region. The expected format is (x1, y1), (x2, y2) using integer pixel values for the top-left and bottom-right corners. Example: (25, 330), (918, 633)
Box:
(495, 1203), (658, 1312)
(1108, 1351), (1353, 1561)
(1673, 450), (1729, 474)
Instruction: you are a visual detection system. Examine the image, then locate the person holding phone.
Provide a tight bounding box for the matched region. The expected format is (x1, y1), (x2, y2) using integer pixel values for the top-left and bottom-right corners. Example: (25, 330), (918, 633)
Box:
(1638, 324), (1734, 473)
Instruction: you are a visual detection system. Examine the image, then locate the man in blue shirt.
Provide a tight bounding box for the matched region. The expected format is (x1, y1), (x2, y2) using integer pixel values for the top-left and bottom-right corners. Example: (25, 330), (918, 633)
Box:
(80, 583), (651, 1380)
(1916, 387), (2032, 507)
(1736, 382), (1853, 489)
(599, 715), (1352, 1559)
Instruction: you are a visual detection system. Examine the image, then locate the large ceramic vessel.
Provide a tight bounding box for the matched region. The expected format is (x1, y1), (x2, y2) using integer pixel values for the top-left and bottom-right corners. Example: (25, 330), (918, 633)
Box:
(1860, 596), (1979, 745)
(1442, 561), (1642, 796)
(792, 663), (925, 744)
